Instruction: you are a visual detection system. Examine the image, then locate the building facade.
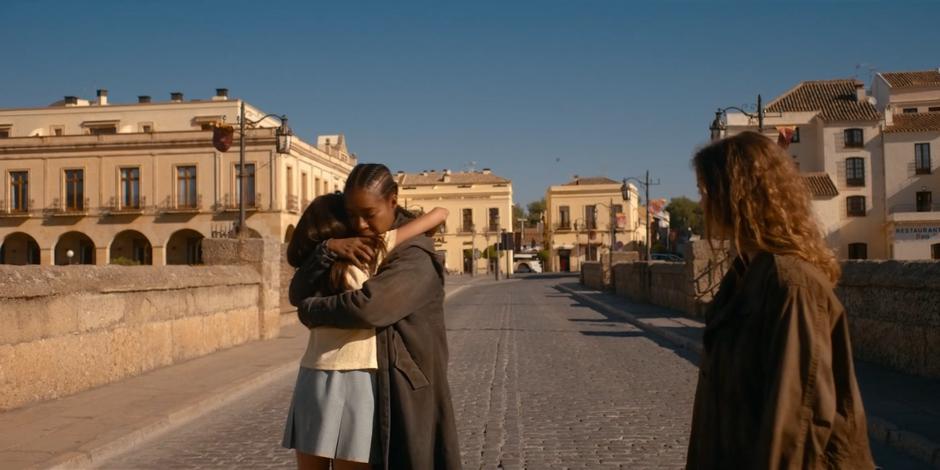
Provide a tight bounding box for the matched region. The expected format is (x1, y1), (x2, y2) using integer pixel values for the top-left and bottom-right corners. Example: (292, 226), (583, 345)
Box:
(543, 176), (643, 272)
(396, 169), (514, 275)
(0, 89), (356, 266)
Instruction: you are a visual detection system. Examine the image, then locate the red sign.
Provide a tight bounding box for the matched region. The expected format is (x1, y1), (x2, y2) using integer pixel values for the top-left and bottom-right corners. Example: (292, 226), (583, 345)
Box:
(212, 125), (234, 152)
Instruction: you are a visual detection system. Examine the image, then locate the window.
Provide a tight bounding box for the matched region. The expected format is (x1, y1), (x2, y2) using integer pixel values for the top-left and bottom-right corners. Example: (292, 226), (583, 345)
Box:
(488, 208), (499, 232)
(314, 177), (321, 197)
(791, 127), (800, 143)
(848, 243), (868, 260)
(846, 196), (866, 217)
(177, 166), (197, 208)
(916, 191), (933, 212)
(323, 180), (330, 195)
(902, 108), (918, 114)
(559, 206), (570, 229)
(139, 122), (153, 133)
(916, 143), (931, 175)
(930, 107), (940, 113)
(585, 205), (597, 229)
(120, 167), (140, 208)
(0, 127), (10, 138)
(301, 172), (308, 202)
(65, 169), (84, 210)
(462, 209), (473, 232)
(845, 157), (865, 186)
(10, 171), (28, 212)
(236, 163), (256, 206)
(932, 243), (940, 260)
(612, 204), (623, 228)
(89, 126), (117, 135)
(286, 166), (294, 196)
(844, 128), (864, 148)
(51, 125), (64, 136)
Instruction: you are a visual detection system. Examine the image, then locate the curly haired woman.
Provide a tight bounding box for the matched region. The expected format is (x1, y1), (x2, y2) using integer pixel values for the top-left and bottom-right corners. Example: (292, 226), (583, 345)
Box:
(686, 132), (875, 469)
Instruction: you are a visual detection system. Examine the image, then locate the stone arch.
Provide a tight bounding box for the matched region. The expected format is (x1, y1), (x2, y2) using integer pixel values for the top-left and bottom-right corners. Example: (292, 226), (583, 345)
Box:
(166, 229), (205, 265)
(285, 224), (295, 243)
(55, 231), (96, 265)
(0, 232), (40, 265)
(110, 230), (152, 265)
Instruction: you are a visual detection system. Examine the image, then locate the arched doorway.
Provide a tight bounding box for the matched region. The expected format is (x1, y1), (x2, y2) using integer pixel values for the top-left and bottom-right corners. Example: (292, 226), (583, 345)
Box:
(1, 232), (40, 265)
(55, 232), (96, 265)
(110, 230), (152, 265)
(166, 229), (204, 265)
(284, 225), (295, 243)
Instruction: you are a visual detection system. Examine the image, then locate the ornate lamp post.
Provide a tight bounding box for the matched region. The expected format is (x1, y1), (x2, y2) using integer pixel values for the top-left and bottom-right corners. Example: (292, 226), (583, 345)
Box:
(622, 171), (660, 261)
(709, 94), (764, 141)
(215, 100), (293, 237)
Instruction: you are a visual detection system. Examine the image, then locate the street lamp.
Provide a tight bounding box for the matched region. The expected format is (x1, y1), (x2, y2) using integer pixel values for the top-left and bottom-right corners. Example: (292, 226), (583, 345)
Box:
(66, 249), (74, 265)
(622, 171), (661, 261)
(709, 94), (764, 141)
(592, 195), (627, 288)
(228, 101), (293, 237)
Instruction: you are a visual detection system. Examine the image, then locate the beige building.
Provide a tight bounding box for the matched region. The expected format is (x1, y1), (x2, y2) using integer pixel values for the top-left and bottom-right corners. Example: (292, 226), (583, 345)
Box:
(396, 169), (514, 275)
(0, 89), (356, 266)
(543, 176), (643, 272)
(722, 69), (940, 260)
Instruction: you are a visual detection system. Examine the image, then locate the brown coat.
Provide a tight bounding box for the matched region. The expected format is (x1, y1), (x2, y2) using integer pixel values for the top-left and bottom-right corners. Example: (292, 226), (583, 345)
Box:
(293, 230), (462, 470)
(687, 252), (874, 470)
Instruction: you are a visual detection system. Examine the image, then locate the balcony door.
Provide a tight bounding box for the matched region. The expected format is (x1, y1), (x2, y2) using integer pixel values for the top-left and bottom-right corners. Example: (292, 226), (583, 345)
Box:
(916, 191), (933, 212)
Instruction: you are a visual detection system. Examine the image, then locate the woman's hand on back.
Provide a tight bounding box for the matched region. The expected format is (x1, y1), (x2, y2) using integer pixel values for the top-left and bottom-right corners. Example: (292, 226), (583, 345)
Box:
(326, 237), (375, 268)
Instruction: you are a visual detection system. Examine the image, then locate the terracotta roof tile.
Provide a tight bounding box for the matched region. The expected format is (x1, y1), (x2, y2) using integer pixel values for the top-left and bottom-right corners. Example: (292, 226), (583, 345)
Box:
(884, 112), (940, 133)
(397, 170), (510, 186)
(880, 70), (940, 89)
(802, 172), (839, 198)
(765, 79), (879, 122)
(562, 176), (620, 186)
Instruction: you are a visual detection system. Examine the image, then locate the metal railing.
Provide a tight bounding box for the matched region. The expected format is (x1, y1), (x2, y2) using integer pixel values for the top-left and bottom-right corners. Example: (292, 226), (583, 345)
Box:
(217, 193), (263, 211)
(159, 194), (202, 213)
(104, 196), (149, 215)
(459, 223), (475, 234)
(46, 197), (91, 215)
(0, 199), (34, 216)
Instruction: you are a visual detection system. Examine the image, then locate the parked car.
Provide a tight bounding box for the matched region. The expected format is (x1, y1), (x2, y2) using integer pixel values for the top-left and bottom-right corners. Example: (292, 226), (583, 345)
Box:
(651, 253), (684, 262)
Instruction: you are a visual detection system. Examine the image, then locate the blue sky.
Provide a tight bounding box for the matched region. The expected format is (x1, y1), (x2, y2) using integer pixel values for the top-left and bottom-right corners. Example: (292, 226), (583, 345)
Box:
(2, 0), (939, 207)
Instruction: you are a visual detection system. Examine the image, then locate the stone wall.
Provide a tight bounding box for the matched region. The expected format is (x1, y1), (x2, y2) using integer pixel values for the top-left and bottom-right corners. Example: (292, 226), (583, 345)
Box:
(582, 262), (604, 291)
(838, 261), (940, 378)
(0, 238), (282, 411)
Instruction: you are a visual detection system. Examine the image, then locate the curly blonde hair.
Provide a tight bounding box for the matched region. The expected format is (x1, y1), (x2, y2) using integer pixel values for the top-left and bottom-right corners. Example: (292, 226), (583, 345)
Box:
(693, 131), (840, 282)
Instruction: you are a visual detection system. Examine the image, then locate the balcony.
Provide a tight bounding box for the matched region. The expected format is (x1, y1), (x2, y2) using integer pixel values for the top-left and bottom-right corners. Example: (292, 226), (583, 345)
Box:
(486, 224), (500, 233)
(0, 199), (33, 218)
(287, 195), (300, 214)
(159, 195), (202, 214)
(217, 193), (263, 212)
(46, 197), (90, 217)
(103, 196), (150, 215)
(888, 203), (940, 223)
(554, 222), (572, 232)
(459, 224), (475, 234)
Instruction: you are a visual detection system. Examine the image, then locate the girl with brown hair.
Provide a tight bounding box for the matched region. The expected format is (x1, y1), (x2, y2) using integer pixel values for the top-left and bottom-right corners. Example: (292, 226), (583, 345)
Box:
(282, 189), (448, 470)
(686, 131), (875, 469)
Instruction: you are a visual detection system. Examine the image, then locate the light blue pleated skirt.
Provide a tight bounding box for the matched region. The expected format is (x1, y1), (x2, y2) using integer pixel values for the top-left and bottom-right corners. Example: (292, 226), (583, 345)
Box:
(281, 367), (378, 464)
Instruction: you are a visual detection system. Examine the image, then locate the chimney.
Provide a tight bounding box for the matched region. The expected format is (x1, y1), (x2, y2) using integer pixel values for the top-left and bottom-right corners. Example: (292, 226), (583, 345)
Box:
(214, 88), (229, 101)
(442, 169), (451, 182)
(482, 168), (491, 175)
(138, 95), (151, 104)
(64, 96), (78, 106)
(170, 91), (184, 102)
(854, 82), (866, 102)
(96, 89), (108, 106)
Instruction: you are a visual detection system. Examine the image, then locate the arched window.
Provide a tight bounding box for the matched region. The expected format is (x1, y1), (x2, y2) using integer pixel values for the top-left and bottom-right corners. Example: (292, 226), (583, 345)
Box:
(848, 243), (868, 260)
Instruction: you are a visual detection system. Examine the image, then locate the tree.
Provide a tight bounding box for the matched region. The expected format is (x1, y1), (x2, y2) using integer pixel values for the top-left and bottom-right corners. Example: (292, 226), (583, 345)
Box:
(512, 204), (526, 231)
(665, 196), (703, 235)
(526, 198), (545, 226)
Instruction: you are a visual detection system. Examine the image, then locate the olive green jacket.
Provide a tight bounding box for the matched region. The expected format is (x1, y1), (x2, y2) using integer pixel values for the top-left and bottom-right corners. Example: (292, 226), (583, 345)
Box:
(687, 252), (874, 469)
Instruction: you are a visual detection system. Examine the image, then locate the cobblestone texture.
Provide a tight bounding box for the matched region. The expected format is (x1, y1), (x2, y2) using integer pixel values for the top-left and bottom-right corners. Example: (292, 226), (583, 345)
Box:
(97, 277), (700, 468)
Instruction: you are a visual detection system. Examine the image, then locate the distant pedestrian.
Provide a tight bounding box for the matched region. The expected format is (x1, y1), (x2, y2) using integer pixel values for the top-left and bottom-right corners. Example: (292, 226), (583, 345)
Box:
(289, 163), (462, 470)
(282, 185), (449, 470)
(686, 132), (875, 469)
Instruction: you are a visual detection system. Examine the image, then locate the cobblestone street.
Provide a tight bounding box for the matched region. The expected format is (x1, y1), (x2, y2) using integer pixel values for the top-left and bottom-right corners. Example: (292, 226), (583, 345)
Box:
(100, 276), (698, 469)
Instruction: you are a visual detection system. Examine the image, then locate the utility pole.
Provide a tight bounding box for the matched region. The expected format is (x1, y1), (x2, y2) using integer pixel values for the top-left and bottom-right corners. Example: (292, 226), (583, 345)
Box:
(645, 170), (651, 261)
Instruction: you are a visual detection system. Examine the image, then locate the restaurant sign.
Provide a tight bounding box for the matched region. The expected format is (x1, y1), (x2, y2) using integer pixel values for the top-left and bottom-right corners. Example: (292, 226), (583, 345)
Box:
(894, 225), (940, 241)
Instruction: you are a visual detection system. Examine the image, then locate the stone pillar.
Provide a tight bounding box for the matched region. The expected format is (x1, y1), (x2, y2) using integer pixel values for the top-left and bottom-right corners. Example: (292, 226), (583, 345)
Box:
(40, 248), (54, 265)
(95, 246), (109, 265)
(202, 238), (281, 340)
(151, 245), (167, 266)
